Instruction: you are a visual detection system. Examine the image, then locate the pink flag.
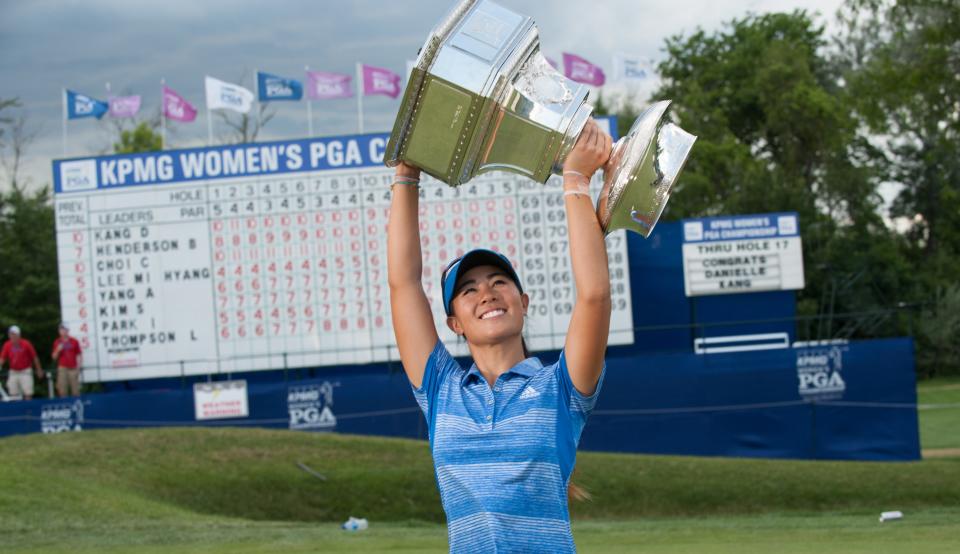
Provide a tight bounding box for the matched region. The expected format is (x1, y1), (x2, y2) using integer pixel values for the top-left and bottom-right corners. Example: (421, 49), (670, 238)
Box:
(108, 95), (141, 118)
(361, 64), (401, 98)
(562, 53), (606, 86)
(306, 71), (353, 99)
(162, 85), (197, 122)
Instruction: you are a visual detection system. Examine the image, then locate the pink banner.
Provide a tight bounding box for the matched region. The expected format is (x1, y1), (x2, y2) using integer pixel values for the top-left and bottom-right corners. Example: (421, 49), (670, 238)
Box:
(162, 85), (197, 122)
(562, 53), (606, 86)
(361, 64), (401, 98)
(306, 71), (353, 99)
(108, 95), (141, 118)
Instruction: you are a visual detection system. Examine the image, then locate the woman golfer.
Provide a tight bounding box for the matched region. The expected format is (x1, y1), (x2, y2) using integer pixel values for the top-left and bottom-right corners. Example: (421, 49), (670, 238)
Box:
(388, 119), (613, 553)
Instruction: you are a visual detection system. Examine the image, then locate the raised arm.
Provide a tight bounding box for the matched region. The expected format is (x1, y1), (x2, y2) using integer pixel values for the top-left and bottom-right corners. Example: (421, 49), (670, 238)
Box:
(561, 120), (613, 395)
(387, 163), (440, 388)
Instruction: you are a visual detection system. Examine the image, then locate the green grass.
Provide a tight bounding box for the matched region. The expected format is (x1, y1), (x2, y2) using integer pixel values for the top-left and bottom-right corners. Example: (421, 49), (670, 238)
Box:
(918, 376), (960, 450)
(1, 375), (958, 553)
(1, 426), (959, 553)
(6, 512), (960, 553)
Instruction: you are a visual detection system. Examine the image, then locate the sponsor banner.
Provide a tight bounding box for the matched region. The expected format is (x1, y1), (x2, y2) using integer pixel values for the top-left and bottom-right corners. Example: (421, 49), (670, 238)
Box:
(205, 76), (255, 113)
(257, 72), (303, 101)
(51, 134), (391, 192)
(66, 90), (109, 120)
(162, 85), (198, 122)
(306, 71), (353, 100)
(681, 212), (805, 296)
(50, 116), (616, 193)
(360, 64), (401, 98)
(194, 380), (248, 420)
(796, 344), (848, 401)
(108, 95), (142, 118)
(40, 399), (85, 433)
(562, 52), (606, 86)
(287, 381), (337, 430)
(612, 52), (653, 82)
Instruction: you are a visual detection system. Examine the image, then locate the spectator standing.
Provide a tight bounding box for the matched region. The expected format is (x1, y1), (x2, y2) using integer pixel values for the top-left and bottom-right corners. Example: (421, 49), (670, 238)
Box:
(0, 325), (43, 400)
(52, 322), (83, 397)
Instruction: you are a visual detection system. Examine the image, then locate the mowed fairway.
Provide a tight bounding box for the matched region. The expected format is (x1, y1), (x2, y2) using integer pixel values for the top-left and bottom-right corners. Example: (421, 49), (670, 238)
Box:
(1, 378), (958, 553)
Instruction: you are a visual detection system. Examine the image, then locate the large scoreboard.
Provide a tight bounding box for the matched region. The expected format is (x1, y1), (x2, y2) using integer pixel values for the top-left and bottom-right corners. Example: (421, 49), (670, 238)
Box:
(53, 130), (633, 382)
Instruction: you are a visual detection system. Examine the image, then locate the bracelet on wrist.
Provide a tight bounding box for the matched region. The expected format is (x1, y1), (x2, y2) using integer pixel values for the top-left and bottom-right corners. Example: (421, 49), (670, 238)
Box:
(390, 178), (421, 192)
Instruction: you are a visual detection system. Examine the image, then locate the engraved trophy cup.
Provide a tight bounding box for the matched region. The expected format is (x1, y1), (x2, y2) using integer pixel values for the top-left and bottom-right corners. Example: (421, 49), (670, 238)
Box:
(385, 0), (697, 237)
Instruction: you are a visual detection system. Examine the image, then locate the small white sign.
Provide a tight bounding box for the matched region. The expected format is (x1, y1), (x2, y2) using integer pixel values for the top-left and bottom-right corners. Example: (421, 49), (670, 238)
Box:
(777, 215), (798, 235)
(683, 221), (703, 241)
(194, 380), (249, 420)
(59, 160), (98, 192)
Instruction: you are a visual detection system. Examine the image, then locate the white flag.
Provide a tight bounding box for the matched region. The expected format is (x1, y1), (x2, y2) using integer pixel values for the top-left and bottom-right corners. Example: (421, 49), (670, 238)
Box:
(205, 76), (255, 113)
(612, 53), (654, 82)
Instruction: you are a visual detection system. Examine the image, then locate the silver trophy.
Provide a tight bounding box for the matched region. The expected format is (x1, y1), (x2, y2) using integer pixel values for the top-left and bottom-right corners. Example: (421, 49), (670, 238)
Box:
(385, 0), (696, 237)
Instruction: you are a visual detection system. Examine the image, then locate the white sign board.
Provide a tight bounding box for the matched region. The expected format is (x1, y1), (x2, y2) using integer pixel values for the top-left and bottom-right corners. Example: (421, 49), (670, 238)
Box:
(681, 213), (804, 297)
(194, 380), (249, 420)
(52, 127), (633, 382)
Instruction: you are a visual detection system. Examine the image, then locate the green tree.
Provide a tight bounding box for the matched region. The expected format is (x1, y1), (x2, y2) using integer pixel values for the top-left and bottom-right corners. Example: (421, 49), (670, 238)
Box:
(113, 121), (163, 154)
(650, 11), (911, 335)
(0, 98), (61, 394)
(837, 0), (960, 374)
(0, 187), (60, 391)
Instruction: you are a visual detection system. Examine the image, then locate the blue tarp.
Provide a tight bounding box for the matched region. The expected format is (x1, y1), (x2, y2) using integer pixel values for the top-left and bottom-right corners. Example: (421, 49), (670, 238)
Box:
(0, 337), (920, 461)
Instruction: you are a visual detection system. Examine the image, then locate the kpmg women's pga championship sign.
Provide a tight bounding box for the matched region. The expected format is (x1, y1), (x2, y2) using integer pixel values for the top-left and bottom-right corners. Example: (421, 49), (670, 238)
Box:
(51, 129), (633, 382)
(681, 213), (804, 296)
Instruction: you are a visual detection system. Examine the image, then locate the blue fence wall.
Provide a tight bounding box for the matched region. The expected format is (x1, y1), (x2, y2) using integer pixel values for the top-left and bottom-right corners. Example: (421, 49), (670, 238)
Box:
(585, 337), (920, 461)
(0, 337), (920, 461)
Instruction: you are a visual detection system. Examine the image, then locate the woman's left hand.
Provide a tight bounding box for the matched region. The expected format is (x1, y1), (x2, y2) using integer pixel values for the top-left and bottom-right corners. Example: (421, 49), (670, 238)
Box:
(563, 119), (612, 180)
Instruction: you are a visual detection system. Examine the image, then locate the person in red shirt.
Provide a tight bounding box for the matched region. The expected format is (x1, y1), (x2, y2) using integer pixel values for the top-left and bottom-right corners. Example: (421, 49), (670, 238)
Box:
(52, 322), (83, 397)
(0, 325), (43, 400)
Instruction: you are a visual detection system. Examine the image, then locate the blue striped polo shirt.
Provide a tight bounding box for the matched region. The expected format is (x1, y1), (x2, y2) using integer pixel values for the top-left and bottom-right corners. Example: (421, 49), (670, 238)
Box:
(412, 340), (604, 553)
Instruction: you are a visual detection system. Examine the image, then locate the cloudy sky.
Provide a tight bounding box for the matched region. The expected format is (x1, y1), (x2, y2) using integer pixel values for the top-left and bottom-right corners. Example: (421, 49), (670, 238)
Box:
(0, 0), (846, 189)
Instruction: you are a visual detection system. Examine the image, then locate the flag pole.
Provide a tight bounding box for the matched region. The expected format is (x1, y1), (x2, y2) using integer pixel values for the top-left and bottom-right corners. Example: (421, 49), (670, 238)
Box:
(305, 65), (314, 137)
(254, 69), (262, 141)
(160, 78), (167, 150)
(61, 88), (67, 157)
(207, 106), (213, 146)
(356, 62), (364, 134)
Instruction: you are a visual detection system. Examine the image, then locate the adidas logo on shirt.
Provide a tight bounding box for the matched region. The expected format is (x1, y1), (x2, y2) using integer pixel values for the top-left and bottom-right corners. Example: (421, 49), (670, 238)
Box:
(519, 386), (540, 400)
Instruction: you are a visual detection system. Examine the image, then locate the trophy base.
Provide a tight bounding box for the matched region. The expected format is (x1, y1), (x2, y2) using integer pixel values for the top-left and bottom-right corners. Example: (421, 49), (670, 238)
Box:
(597, 101), (697, 238)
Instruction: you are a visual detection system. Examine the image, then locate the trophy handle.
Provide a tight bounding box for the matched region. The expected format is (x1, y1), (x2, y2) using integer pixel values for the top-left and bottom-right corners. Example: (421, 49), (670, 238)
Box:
(595, 101), (697, 238)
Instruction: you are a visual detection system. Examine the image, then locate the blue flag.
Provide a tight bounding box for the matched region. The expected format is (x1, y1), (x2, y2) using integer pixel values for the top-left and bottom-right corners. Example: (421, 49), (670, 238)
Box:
(257, 72), (303, 101)
(66, 90), (109, 119)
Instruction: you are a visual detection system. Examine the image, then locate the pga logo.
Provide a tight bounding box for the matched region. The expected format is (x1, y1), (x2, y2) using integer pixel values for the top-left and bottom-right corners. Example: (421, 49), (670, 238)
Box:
(288, 382), (337, 431)
(59, 160), (97, 192)
(796, 346), (846, 400)
(75, 96), (96, 115)
(265, 79), (293, 97)
(40, 400), (84, 433)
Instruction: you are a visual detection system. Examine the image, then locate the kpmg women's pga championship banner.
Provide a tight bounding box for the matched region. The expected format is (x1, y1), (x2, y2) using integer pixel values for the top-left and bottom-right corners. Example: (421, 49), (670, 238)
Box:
(51, 126), (633, 382)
